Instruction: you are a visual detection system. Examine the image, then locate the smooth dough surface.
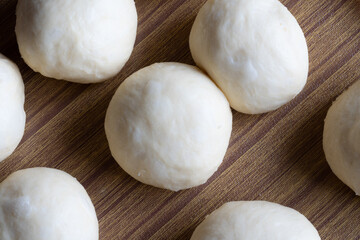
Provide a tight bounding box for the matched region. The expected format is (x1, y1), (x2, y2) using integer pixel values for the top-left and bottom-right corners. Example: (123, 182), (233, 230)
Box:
(105, 62), (232, 191)
(15, 0), (137, 83)
(0, 54), (26, 162)
(191, 201), (321, 240)
(0, 168), (98, 240)
(190, 0), (309, 114)
(323, 81), (360, 195)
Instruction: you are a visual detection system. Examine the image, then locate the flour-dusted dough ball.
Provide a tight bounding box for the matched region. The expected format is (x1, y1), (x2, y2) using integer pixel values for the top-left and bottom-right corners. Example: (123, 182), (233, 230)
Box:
(105, 63), (232, 191)
(0, 54), (26, 162)
(191, 201), (321, 240)
(190, 0), (309, 114)
(15, 0), (137, 83)
(0, 168), (98, 240)
(324, 81), (360, 195)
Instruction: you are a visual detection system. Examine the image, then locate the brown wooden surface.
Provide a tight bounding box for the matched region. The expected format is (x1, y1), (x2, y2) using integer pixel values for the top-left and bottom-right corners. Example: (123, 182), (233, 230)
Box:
(1, 0), (360, 239)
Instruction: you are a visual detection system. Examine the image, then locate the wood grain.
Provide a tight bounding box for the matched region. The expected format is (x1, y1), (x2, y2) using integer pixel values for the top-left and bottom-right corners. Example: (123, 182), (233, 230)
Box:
(1, 0), (360, 239)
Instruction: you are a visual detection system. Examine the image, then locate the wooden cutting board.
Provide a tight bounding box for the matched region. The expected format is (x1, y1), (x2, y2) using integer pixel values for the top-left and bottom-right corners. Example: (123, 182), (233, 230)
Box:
(1, 0), (360, 239)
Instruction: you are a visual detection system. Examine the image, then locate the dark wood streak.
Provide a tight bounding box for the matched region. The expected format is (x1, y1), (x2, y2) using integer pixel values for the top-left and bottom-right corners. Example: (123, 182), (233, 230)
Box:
(284, 0), (300, 10)
(305, 0), (348, 36)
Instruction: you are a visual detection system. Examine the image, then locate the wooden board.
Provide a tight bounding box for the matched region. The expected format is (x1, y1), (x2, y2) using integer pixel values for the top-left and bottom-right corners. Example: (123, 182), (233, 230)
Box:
(1, 0), (360, 239)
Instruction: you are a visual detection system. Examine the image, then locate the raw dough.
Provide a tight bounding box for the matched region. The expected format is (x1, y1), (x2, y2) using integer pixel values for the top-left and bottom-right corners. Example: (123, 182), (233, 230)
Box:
(191, 201), (321, 240)
(105, 62), (232, 191)
(0, 54), (26, 162)
(15, 0), (137, 83)
(190, 0), (308, 114)
(323, 81), (360, 195)
(0, 168), (98, 240)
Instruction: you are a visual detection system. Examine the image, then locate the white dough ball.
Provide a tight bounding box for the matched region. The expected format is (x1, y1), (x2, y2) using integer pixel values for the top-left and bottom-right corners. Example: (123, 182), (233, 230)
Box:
(0, 168), (98, 240)
(0, 54), (26, 162)
(323, 81), (360, 195)
(190, 0), (309, 114)
(191, 201), (321, 240)
(15, 0), (137, 83)
(105, 62), (232, 191)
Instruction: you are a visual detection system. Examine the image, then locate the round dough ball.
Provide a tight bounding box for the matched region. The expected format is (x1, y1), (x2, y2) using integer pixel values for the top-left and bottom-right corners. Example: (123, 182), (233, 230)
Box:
(105, 62), (232, 191)
(190, 0), (309, 114)
(323, 81), (360, 195)
(0, 168), (98, 240)
(15, 0), (137, 83)
(191, 201), (321, 240)
(0, 54), (26, 162)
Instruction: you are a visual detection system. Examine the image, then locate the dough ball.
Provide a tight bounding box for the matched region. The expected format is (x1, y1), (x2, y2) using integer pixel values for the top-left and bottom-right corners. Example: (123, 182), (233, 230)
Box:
(105, 62), (232, 191)
(323, 81), (360, 195)
(0, 54), (26, 162)
(190, 0), (308, 114)
(0, 168), (98, 240)
(15, 0), (137, 83)
(191, 201), (321, 240)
